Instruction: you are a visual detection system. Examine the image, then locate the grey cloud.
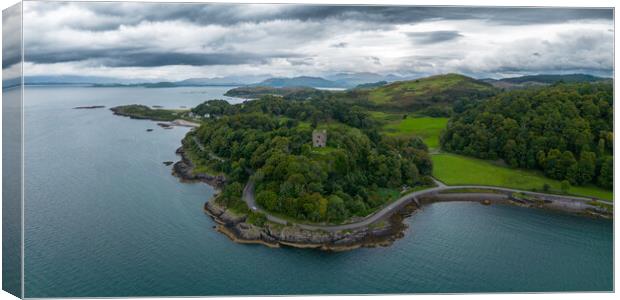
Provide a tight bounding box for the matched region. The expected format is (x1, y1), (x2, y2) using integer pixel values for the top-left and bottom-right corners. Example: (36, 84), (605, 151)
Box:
(25, 48), (297, 67)
(286, 57), (315, 66)
(330, 42), (348, 48)
(30, 2), (613, 30)
(21, 2), (614, 79)
(2, 3), (22, 69)
(407, 31), (463, 45)
(366, 56), (382, 65)
(458, 30), (613, 76)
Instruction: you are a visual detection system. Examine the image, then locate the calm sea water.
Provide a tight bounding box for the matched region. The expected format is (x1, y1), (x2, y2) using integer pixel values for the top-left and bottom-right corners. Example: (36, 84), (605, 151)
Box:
(20, 86), (613, 297)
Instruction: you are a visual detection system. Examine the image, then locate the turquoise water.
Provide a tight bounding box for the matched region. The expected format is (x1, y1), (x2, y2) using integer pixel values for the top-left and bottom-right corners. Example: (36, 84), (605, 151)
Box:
(22, 86), (613, 297)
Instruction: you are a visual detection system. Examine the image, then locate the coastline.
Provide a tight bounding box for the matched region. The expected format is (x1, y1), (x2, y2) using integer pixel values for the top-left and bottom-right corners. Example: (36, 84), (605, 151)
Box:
(109, 108), (612, 252)
(172, 142), (412, 251)
(172, 142), (612, 252)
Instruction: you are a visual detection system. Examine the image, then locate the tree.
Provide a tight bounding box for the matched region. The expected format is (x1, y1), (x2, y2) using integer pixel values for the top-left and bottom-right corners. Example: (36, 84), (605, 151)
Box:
(559, 151), (577, 181)
(536, 150), (546, 169)
(574, 151), (596, 185)
(327, 195), (347, 222)
(503, 139), (518, 167)
(597, 138), (606, 155)
(544, 149), (562, 179)
(439, 82), (613, 189)
(256, 190), (278, 211)
(597, 156), (613, 189)
(561, 180), (570, 193)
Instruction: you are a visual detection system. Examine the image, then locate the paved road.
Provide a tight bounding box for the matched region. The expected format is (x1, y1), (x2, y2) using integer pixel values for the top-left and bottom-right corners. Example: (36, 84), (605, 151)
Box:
(243, 179), (612, 232)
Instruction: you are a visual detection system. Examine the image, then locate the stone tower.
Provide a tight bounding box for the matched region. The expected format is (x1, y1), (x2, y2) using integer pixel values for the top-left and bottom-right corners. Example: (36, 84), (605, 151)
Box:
(312, 129), (327, 148)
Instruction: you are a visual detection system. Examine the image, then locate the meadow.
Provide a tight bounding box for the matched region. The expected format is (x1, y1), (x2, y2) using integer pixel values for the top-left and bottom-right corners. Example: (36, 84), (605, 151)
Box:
(432, 153), (613, 201)
(381, 116), (448, 149)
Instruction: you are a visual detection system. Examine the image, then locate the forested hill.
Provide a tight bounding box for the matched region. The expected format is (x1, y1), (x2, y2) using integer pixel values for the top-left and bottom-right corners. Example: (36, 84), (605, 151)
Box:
(186, 97), (433, 223)
(483, 74), (611, 90)
(223, 86), (330, 100)
(499, 74), (609, 84)
(440, 82), (613, 189)
(352, 73), (497, 112)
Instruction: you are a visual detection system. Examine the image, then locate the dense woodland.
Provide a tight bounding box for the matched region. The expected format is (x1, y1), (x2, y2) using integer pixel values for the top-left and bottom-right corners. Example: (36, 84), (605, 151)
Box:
(441, 82), (613, 189)
(187, 96), (433, 223)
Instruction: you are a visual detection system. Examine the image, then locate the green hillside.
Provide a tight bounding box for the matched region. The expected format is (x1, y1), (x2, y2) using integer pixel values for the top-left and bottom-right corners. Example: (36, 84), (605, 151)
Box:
(367, 73), (497, 110)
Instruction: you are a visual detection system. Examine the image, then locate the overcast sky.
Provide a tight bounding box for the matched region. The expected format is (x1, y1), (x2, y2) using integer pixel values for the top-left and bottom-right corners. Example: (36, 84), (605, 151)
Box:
(11, 2), (615, 81)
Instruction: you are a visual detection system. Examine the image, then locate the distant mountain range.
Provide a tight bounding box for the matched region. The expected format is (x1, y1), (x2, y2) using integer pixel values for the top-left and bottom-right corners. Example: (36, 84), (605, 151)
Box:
(17, 72), (411, 89)
(325, 72), (412, 87)
(247, 73), (414, 88)
(19, 74), (271, 87)
(9, 72), (610, 90)
(250, 76), (340, 88)
(482, 74), (611, 90)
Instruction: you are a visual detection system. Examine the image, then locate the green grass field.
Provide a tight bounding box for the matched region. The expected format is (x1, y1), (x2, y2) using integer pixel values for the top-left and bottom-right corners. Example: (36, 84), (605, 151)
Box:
(383, 117), (448, 149)
(432, 153), (613, 201)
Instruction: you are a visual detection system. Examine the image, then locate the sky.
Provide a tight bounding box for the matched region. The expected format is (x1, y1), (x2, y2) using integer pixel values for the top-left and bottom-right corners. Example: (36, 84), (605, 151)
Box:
(6, 1), (615, 81)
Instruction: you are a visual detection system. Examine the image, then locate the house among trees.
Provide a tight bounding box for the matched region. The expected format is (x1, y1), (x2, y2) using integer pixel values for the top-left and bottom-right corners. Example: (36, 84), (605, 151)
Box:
(312, 129), (327, 147)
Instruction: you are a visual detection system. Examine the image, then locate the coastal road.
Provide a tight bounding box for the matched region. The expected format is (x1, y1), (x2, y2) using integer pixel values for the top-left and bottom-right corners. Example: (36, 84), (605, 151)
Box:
(243, 179), (612, 232)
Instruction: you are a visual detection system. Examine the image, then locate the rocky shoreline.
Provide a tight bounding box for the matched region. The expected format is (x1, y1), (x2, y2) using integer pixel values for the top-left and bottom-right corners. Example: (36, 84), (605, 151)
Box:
(171, 147), (226, 187)
(420, 191), (612, 219)
(199, 188), (612, 251)
(171, 145), (413, 251)
(203, 200), (415, 251)
(171, 144), (612, 252)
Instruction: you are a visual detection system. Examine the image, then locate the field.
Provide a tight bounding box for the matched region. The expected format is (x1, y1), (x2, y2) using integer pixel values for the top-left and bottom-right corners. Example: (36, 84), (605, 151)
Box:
(432, 153), (613, 201)
(382, 116), (448, 149)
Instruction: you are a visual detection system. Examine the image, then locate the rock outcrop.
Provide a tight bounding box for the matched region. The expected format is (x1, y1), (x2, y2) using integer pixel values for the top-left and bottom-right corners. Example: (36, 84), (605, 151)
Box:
(203, 200), (416, 251)
(172, 147), (226, 188)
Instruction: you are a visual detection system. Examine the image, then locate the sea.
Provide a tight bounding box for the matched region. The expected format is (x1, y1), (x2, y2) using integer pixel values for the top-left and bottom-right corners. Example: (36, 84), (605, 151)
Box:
(11, 86), (612, 297)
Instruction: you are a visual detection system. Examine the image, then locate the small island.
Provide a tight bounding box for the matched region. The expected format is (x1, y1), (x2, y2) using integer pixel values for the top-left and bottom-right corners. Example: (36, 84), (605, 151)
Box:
(73, 105), (105, 109)
(111, 74), (613, 251)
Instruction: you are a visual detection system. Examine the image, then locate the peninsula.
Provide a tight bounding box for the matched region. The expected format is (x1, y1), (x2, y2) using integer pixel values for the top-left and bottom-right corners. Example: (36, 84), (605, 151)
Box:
(111, 73), (613, 251)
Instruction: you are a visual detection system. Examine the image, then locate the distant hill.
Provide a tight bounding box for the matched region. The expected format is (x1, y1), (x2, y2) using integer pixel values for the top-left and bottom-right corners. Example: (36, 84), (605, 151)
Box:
(224, 86), (331, 100)
(23, 75), (267, 87)
(483, 74), (610, 90)
(364, 73), (497, 110)
(24, 75), (145, 85)
(352, 81), (388, 90)
(252, 76), (340, 88)
(325, 72), (408, 87)
(176, 77), (243, 86)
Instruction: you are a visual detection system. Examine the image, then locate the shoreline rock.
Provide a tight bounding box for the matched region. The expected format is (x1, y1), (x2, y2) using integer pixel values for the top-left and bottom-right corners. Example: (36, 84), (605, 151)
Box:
(171, 147), (226, 188)
(203, 200), (415, 251)
(171, 142), (612, 252)
(204, 190), (612, 251)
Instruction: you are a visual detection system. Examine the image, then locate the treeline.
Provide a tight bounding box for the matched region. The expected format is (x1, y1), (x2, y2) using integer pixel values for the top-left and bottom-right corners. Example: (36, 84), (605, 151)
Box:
(441, 82), (613, 189)
(192, 96), (376, 130)
(189, 96), (433, 223)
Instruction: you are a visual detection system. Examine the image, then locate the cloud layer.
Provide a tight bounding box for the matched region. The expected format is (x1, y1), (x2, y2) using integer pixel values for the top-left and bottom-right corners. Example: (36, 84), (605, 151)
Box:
(18, 2), (614, 80)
